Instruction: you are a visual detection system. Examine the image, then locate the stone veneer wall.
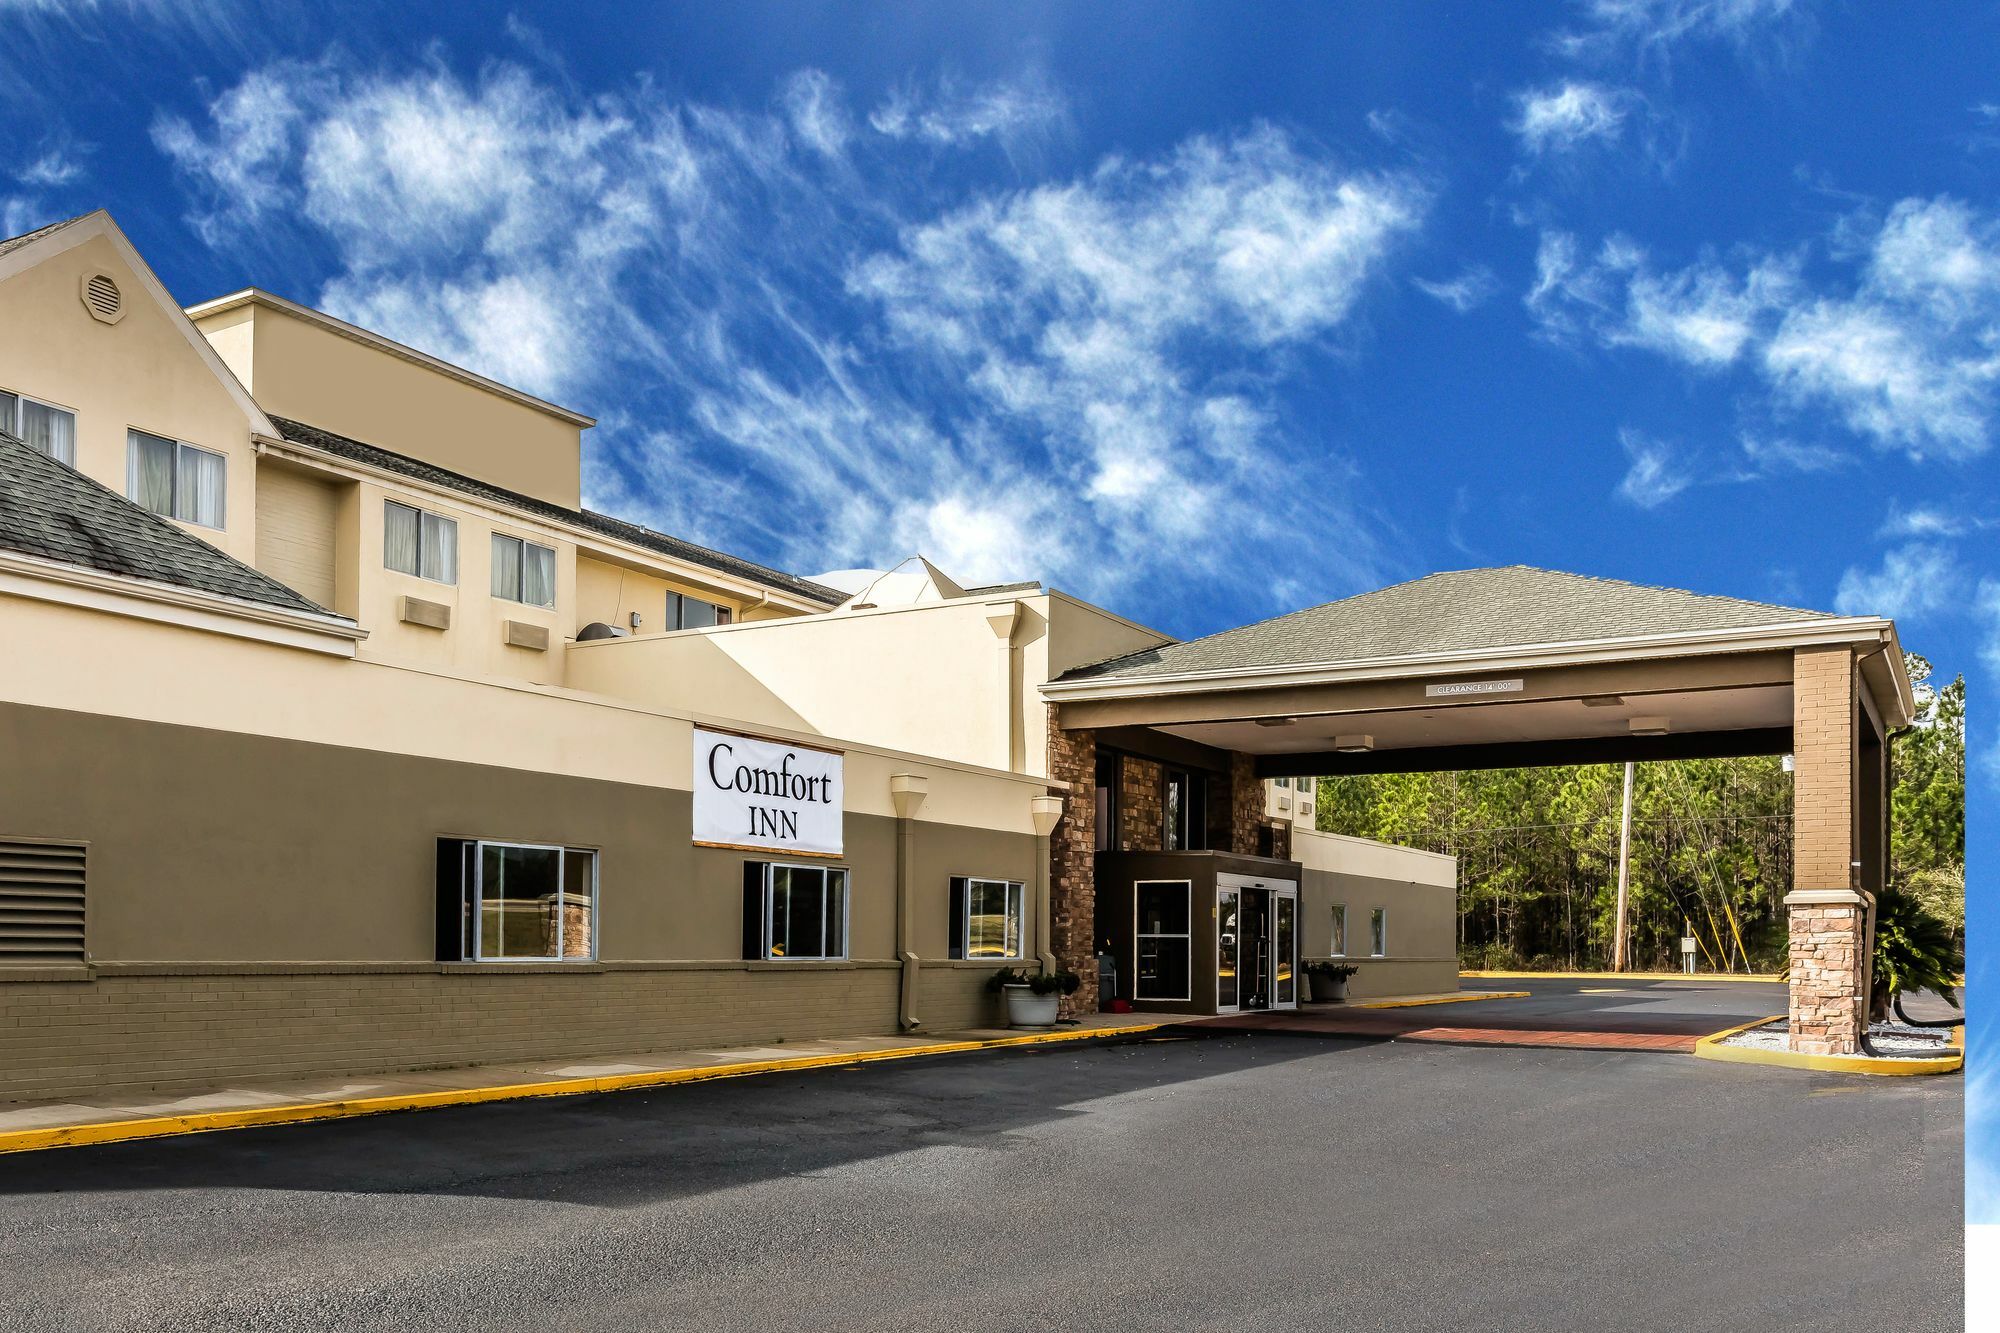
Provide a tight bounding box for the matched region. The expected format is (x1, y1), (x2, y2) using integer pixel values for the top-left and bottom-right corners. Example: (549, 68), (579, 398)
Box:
(1229, 753), (1266, 856)
(1045, 708), (1100, 1014)
(1119, 755), (1164, 853)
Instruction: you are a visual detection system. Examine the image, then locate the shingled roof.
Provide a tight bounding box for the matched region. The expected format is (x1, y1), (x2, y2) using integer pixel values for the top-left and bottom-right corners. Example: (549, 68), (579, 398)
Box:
(1059, 566), (1842, 684)
(0, 213), (89, 262)
(269, 416), (846, 607)
(0, 429), (345, 619)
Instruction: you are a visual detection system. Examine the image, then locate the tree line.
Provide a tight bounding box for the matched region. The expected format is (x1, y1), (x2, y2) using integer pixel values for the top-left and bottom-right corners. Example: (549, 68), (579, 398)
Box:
(1310, 656), (1965, 973)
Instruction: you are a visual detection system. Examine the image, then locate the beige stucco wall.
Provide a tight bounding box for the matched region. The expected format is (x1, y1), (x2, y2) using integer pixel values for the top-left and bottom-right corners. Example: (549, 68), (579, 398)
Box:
(564, 591), (1171, 776)
(193, 298), (586, 508)
(574, 554), (759, 635)
(0, 231), (262, 565)
(0, 588), (1046, 834)
(1295, 829), (1458, 999)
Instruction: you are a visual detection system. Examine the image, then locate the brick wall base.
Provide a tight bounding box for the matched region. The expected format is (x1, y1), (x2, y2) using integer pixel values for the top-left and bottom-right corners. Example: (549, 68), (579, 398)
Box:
(1786, 893), (1869, 1055)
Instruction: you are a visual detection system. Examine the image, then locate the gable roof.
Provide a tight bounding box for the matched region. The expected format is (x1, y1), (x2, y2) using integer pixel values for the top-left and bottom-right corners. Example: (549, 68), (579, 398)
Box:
(0, 429), (346, 619)
(1058, 566), (1848, 684)
(268, 416), (846, 607)
(0, 210), (279, 440)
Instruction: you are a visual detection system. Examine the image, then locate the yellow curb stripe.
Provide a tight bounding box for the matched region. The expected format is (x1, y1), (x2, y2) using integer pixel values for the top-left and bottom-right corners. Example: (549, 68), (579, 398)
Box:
(1691, 1015), (1963, 1076)
(1461, 970), (1783, 983)
(1352, 991), (1531, 1009)
(0, 1023), (1166, 1157)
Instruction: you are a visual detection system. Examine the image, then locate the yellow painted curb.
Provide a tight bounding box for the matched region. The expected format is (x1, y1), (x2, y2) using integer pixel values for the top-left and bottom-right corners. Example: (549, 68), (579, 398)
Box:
(1352, 991), (1530, 1009)
(0, 1022), (1166, 1157)
(1691, 1016), (1964, 1076)
(1461, 970), (1782, 984)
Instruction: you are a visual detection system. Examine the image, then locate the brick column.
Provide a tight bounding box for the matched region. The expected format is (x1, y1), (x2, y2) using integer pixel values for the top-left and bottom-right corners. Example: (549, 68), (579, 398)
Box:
(1045, 708), (1099, 1015)
(1786, 645), (1869, 1055)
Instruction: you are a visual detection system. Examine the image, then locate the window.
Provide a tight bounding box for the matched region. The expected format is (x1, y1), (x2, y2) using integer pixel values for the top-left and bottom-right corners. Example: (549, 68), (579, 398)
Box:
(1370, 907), (1388, 957)
(665, 591), (734, 630)
(1094, 753), (1120, 852)
(127, 430), (225, 528)
(1164, 768), (1207, 851)
(743, 862), (848, 961)
(1330, 904), (1347, 957)
(1, 391), (76, 467)
(437, 839), (595, 962)
(1271, 777), (1290, 790)
(384, 501), (458, 583)
(1134, 880), (1192, 1001)
(491, 533), (556, 607)
(950, 877), (1025, 958)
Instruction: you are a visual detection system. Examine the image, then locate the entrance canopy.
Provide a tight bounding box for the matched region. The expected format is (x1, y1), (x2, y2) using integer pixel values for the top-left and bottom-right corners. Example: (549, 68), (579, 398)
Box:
(1043, 567), (1912, 777)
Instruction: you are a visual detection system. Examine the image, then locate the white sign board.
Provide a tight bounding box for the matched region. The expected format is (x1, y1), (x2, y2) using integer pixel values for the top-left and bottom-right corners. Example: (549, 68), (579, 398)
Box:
(1680, 937), (1698, 954)
(1424, 678), (1525, 699)
(693, 727), (844, 858)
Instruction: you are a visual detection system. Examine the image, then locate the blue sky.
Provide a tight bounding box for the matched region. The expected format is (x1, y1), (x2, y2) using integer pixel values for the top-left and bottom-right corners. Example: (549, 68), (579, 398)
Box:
(2, 0), (1994, 1206)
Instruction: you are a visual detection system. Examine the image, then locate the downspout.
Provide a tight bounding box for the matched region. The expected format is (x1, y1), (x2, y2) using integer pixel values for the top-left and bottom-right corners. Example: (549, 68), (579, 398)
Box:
(890, 774), (929, 1032)
(1030, 794), (1065, 976)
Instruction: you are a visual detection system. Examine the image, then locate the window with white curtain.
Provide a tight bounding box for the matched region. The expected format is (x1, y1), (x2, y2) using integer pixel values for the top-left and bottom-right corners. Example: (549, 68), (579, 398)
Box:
(127, 429), (225, 528)
(490, 532), (555, 608)
(2, 390), (77, 467)
(383, 500), (458, 583)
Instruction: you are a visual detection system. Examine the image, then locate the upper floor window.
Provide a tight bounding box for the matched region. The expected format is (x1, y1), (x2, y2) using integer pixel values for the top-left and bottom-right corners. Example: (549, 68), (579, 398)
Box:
(1, 390), (77, 467)
(384, 500), (458, 584)
(491, 533), (555, 608)
(666, 591), (733, 630)
(128, 429), (225, 529)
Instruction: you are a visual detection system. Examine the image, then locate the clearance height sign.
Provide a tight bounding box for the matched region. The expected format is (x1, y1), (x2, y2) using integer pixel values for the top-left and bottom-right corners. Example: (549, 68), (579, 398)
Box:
(692, 727), (845, 857)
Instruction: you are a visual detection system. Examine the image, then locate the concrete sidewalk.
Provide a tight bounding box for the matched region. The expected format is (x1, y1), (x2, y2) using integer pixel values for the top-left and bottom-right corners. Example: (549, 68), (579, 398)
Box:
(0, 1012), (1186, 1152)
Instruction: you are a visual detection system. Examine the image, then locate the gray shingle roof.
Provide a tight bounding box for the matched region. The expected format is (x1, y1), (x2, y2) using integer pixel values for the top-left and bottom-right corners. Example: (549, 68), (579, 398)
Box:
(1059, 566), (1840, 683)
(269, 416), (846, 607)
(0, 213), (90, 262)
(0, 429), (343, 618)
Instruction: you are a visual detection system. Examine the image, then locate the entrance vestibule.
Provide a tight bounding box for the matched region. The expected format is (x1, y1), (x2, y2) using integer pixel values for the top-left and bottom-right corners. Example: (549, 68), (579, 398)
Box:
(1097, 851), (1299, 1017)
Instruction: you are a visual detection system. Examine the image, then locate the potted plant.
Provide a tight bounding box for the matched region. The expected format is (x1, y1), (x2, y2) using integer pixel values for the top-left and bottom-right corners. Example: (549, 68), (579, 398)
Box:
(1305, 961), (1358, 1003)
(987, 965), (1081, 1028)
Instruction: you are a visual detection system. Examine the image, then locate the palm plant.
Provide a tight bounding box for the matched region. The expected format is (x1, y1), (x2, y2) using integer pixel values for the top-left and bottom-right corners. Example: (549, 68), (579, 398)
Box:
(1870, 885), (1962, 1021)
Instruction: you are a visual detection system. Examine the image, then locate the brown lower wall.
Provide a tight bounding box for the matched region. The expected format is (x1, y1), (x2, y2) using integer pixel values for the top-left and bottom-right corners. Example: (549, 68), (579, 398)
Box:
(0, 701), (1039, 1099)
(1300, 957), (1459, 1001)
(3, 963), (1021, 1100)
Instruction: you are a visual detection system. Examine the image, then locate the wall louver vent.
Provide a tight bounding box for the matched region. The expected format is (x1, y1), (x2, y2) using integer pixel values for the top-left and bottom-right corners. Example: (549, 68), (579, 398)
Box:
(80, 272), (125, 324)
(0, 839), (87, 964)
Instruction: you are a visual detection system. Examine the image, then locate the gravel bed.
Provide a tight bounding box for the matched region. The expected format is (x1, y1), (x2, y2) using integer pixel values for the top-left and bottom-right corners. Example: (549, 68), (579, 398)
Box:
(1721, 1017), (1957, 1058)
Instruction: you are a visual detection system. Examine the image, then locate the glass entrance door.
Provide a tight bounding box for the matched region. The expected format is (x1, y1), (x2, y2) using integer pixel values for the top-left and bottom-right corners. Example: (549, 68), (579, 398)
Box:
(1216, 888), (1240, 1012)
(1273, 886), (1298, 1009)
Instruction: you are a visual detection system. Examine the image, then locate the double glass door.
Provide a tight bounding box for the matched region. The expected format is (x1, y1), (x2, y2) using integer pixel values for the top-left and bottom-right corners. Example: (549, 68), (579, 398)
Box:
(1216, 878), (1297, 1013)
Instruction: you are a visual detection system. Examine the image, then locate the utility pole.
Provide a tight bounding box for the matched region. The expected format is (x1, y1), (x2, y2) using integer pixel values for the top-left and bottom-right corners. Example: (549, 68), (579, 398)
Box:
(1613, 761), (1634, 971)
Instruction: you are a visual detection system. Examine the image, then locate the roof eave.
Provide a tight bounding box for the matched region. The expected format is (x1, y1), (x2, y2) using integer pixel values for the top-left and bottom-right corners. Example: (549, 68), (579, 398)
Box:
(1041, 617), (1900, 702)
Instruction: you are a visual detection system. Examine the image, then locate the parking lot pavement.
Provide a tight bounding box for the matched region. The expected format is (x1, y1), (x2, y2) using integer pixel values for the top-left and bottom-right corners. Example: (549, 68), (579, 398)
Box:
(0, 1031), (1960, 1333)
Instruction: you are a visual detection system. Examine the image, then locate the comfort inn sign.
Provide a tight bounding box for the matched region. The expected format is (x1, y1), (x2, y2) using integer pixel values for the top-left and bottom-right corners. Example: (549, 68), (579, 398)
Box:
(692, 727), (844, 857)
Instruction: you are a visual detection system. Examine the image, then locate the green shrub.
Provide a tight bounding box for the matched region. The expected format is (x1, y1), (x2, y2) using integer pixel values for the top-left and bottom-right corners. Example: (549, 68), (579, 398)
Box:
(1872, 885), (1962, 1016)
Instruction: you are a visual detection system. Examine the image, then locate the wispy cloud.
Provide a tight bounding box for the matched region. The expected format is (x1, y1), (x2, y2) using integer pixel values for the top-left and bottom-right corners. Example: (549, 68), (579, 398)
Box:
(867, 74), (1068, 153)
(1511, 82), (1632, 153)
(1554, 0), (1808, 61)
(1412, 266), (1498, 312)
(1615, 429), (1692, 506)
(1529, 197), (2000, 460)
(1833, 542), (1963, 618)
(154, 60), (1422, 615)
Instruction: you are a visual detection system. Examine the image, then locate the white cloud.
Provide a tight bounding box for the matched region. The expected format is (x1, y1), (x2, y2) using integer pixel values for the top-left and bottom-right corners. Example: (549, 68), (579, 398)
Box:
(867, 75), (1067, 151)
(1412, 266), (1498, 312)
(1529, 197), (2000, 460)
(1878, 500), (1993, 539)
(1979, 578), (2000, 675)
(1558, 0), (1804, 57)
(1833, 543), (1963, 618)
(156, 62), (1417, 611)
(1615, 429), (1692, 506)
(16, 150), (82, 187)
(1511, 82), (1631, 153)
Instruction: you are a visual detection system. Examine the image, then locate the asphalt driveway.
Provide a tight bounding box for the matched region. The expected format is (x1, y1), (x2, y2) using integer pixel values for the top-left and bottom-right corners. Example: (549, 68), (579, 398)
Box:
(0, 1030), (1961, 1333)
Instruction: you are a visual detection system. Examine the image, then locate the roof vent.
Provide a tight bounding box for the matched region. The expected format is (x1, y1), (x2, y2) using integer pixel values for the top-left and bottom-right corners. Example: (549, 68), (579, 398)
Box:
(80, 272), (125, 325)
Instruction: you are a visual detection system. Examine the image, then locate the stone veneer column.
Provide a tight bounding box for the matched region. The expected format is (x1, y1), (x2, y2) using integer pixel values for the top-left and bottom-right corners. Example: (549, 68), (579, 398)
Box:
(1229, 753), (1265, 855)
(1044, 707), (1099, 1015)
(1786, 645), (1868, 1055)
(1120, 756), (1164, 851)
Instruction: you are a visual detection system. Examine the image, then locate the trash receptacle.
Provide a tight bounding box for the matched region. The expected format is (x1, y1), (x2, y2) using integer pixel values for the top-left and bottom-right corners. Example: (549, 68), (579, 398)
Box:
(1096, 952), (1118, 1010)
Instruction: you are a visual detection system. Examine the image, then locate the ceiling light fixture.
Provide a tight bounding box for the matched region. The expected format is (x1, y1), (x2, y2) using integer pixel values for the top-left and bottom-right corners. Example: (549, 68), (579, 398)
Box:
(1628, 717), (1671, 737)
(1334, 734), (1374, 753)
(1581, 694), (1625, 708)
(1253, 717), (1297, 728)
